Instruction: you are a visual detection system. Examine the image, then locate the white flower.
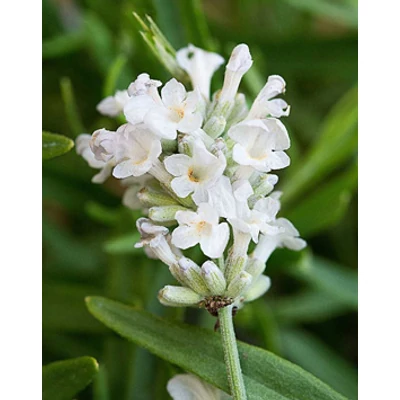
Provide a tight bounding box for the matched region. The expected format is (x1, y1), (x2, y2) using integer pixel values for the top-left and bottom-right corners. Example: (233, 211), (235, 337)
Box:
(75, 134), (113, 183)
(167, 374), (230, 400)
(135, 218), (180, 267)
(127, 73), (162, 97)
(112, 124), (162, 179)
(90, 128), (117, 163)
(171, 203), (229, 258)
(218, 44), (252, 104)
(164, 139), (226, 203)
(96, 90), (130, 117)
(228, 181), (281, 243)
(124, 78), (203, 140)
(229, 118), (290, 173)
(247, 75), (290, 120)
(176, 44), (224, 100)
(252, 217), (306, 263)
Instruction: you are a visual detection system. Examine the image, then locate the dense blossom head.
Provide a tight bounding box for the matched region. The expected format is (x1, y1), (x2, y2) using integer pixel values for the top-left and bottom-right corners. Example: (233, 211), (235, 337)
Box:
(76, 41), (305, 314)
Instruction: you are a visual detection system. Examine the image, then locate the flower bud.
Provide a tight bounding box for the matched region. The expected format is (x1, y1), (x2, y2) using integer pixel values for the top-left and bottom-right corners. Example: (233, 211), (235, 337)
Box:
(243, 275), (271, 303)
(158, 286), (203, 307)
(226, 93), (248, 127)
(219, 44), (252, 104)
(245, 257), (266, 279)
(225, 271), (253, 299)
(250, 174), (278, 197)
(90, 128), (116, 162)
(203, 115), (226, 139)
(178, 257), (209, 295)
(224, 230), (251, 284)
(137, 186), (179, 208)
(149, 205), (188, 223)
(246, 75), (289, 120)
(178, 134), (193, 156)
(201, 261), (226, 295)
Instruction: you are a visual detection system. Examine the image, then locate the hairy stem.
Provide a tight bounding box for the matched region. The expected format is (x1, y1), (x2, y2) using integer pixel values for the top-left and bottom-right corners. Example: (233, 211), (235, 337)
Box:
(218, 305), (247, 399)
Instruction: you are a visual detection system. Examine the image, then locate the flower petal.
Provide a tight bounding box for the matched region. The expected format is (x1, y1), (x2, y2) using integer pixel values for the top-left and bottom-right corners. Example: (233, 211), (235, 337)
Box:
(171, 226), (200, 249)
(171, 176), (195, 198)
(164, 154), (192, 176)
(167, 374), (222, 400)
(175, 210), (200, 226)
(144, 106), (178, 140)
(200, 223), (230, 258)
(161, 78), (187, 107)
(177, 111), (203, 133)
(124, 94), (155, 125)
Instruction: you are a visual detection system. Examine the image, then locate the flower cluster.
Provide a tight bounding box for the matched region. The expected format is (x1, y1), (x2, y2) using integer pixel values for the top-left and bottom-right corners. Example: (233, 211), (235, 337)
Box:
(76, 43), (306, 315)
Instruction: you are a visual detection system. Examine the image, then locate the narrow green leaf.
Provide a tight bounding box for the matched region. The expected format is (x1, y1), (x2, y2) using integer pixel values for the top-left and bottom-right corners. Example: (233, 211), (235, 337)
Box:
(272, 290), (349, 324)
(42, 30), (86, 59)
(282, 86), (358, 204)
(83, 12), (115, 74)
(281, 328), (358, 400)
(103, 232), (141, 254)
(42, 131), (74, 160)
(282, 0), (357, 28)
(43, 283), (106, 333)
(284, 163), (357, 237)
(177, 0), (215, 50)
(103, 54), (128, 97)
(43, 356), (99, 400)
(151, 0), (185, 48)
(93, 364), (110, 400)
(86, 296), (347, 400)
(43, 217), (103, 276)
(85, 201), (121, 226)
(290, 253), (357, 309)
(60, 77), (86, 137)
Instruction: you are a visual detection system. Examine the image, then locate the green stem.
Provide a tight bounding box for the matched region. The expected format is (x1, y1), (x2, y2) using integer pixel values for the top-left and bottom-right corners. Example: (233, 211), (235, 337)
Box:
(218, 305), (247, 400)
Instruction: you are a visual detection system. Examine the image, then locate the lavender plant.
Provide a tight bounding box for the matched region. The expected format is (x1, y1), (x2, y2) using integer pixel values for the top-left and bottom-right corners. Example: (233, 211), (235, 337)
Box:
(76, 19), (307, 399)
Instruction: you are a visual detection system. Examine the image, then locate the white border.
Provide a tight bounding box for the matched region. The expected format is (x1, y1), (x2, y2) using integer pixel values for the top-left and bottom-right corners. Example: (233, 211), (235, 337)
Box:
(2, 1), (42, 398)
(358, 1), (400, 398)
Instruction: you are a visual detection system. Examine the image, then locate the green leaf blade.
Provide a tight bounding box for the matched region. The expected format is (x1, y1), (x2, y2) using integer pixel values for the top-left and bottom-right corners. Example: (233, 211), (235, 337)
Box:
(43, 356), (99, 400)
(42, 131), (74, 160)
(86, 296), (347, 400)
(283, 86), (358, 204)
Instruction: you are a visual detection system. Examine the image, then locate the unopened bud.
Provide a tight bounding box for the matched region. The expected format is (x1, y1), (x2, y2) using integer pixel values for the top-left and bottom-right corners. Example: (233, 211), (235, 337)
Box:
(225, 271), (253, 299)
(137, 186), (179, 208)
(251, 174), (278, 197)
(226, 93), (248, 128)
(219, 44), (252, 104)
(178, 134), (193, 156)
(201, 261), (226, 295)
(245, 257), (266, 279)
(243, 275), (271, 303)
(203, 115), (226, 139)
(178, 257), (209, 295)
(149, 205), (188, 223)
(158, 285), (203, 307)
(224, 230), (251, 284)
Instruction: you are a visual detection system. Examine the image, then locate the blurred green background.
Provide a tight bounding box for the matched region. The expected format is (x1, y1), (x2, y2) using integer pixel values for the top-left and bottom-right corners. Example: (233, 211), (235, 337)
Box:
(42, 0), (358, 399)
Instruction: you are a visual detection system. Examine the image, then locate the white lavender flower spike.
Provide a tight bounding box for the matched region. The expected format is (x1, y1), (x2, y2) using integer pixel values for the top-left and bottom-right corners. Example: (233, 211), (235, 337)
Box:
(76, 40), (306, 315)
